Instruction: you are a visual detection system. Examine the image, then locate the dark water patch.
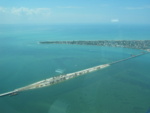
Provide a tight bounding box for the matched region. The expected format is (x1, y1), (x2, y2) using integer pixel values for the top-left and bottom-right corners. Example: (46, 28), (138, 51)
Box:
(131, 106), (145, 113)
(115, 74), (150, 90)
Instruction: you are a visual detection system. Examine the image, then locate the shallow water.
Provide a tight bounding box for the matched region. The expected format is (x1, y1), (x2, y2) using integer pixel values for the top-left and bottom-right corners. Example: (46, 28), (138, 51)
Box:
(0, 24), (150, 113)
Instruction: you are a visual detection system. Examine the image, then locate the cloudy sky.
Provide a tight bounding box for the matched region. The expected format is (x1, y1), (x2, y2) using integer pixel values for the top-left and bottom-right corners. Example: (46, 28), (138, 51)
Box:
(0, 0), (150, 24)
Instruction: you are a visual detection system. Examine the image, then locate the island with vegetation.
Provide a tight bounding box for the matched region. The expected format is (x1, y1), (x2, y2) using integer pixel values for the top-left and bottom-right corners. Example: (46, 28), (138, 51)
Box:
(39, 40), (150, 51)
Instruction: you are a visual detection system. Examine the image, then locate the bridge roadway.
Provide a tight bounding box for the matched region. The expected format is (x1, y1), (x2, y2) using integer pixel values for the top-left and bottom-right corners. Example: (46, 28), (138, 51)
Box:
(110, 52), (148, 65)
(0, 52), (148, 97)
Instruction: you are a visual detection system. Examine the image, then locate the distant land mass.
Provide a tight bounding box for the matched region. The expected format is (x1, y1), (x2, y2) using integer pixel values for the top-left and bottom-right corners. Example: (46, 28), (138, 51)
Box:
(39, 40), (150, 52)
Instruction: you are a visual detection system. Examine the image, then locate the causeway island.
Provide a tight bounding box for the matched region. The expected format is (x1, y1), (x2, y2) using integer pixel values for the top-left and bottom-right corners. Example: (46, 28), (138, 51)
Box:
(0, 40), (149, 97)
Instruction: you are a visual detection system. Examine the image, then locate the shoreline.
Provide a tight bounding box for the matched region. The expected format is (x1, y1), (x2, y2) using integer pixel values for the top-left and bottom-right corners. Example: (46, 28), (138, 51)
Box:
(39, 40), (150, 51)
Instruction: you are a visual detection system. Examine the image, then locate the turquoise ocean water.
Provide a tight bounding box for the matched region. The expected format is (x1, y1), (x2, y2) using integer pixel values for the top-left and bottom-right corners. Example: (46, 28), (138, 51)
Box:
(0, 24), (150, 113)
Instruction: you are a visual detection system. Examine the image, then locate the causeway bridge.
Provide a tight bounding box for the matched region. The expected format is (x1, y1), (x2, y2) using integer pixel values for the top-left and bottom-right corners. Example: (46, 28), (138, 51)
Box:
(0, 52), (148, 97)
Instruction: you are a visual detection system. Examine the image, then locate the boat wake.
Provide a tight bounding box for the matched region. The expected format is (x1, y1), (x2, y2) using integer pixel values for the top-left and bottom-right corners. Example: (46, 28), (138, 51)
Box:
(55, 69), (64, 74)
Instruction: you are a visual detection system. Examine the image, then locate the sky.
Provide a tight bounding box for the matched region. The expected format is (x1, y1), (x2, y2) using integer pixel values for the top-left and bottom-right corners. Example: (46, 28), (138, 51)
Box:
(0, 0), (150, 24)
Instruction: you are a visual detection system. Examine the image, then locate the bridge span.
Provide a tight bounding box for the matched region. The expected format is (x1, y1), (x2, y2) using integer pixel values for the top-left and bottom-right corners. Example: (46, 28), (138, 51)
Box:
(0, 52), (148, 97)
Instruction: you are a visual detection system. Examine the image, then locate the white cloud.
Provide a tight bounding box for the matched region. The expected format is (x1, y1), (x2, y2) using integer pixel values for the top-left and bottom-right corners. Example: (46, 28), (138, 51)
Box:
(111, 19), (119, 23)
(126, 7), (144, 10)
(0, 7), (52, 24)
(57, 6), (82, 9)
(99, 4), (110, 7)
(126, 6), (150, 10)
(0, 7), (51, 16)
(0, 7), (7, 13)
